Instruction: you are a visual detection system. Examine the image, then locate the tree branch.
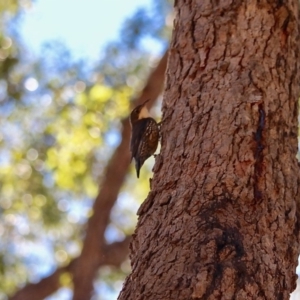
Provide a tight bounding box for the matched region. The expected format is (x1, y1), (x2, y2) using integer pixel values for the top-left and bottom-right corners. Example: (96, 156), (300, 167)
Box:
(9, 237), (131, 300)
(9, 50), (168, 300)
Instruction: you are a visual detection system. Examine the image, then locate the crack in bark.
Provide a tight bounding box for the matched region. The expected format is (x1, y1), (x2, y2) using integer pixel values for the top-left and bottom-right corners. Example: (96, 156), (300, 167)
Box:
(253, 104), (265, 202)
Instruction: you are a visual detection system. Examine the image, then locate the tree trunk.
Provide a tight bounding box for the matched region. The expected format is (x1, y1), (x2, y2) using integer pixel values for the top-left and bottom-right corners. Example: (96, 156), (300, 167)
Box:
(119, 0), (300, 299)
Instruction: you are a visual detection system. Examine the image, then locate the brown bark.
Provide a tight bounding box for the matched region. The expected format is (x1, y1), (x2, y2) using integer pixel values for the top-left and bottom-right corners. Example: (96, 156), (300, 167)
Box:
(119, 1), (300, 300)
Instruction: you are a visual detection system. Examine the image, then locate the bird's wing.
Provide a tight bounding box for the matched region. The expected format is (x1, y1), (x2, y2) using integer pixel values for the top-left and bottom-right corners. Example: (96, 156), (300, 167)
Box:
(130, 118), (150, 160)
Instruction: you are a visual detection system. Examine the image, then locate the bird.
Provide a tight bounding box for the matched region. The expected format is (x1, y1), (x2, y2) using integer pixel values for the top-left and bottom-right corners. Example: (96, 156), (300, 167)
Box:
(130, 99), (159, 178)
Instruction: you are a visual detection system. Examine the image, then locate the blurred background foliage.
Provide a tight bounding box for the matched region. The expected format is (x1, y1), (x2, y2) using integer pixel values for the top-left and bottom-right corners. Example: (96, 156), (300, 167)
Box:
(0, 0), (173, 298)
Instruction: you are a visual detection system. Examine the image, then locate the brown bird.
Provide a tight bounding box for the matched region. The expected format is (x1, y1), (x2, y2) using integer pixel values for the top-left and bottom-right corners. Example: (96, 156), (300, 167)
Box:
(130, 99), (159, 178)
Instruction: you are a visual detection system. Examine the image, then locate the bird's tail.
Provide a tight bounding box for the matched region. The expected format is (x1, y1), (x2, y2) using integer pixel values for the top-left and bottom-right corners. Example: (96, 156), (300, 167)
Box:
(135, 160), (141, 178)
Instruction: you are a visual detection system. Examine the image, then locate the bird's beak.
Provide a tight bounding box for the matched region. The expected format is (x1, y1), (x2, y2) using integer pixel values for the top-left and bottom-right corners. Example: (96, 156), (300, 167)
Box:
(141, 99), (150, 107)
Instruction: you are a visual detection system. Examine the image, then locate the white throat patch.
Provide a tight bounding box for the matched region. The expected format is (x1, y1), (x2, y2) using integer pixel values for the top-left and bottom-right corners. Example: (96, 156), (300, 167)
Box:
(138, 106), (151, 119)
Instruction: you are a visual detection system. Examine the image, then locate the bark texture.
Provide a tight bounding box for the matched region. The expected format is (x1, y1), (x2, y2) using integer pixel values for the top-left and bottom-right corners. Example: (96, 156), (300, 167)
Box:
(119, 1), (300, 299)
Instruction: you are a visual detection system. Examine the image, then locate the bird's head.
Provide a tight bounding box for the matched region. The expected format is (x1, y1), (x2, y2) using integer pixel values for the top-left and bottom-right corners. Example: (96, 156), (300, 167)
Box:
(130, 99), (150, 125)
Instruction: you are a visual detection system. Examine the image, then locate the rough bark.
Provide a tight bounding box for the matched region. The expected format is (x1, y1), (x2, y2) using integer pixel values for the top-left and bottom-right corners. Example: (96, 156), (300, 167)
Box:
(119, 1), (300, 300)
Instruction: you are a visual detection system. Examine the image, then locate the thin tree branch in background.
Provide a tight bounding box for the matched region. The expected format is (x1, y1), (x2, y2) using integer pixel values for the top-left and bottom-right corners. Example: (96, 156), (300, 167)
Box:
(72, 50), (168, 300)
(9, 237), (131, 300)
(9, 50), (168, 300)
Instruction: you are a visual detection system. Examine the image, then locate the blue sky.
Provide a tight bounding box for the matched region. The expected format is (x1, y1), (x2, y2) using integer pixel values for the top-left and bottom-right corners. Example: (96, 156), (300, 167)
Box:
(21, 0), (153, 60)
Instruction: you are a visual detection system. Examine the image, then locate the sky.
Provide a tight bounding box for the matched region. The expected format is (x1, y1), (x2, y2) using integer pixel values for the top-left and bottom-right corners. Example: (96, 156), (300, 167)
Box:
(20, 0), (153, 60)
